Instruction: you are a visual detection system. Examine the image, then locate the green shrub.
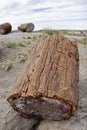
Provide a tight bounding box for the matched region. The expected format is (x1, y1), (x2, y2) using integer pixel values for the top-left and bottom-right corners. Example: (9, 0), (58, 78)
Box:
(6, 42), (26, 48)
(19, 55), (27, 63)
(6, 42), (17, 48)
(5, 64), (13, 71)
(27, 36), (32, 39)
(2, 63), (13, 71)
(83, 37), (87, 45)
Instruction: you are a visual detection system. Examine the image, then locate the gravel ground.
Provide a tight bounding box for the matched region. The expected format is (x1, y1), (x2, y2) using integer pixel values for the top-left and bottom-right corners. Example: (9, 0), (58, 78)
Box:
(0, 31), (87, 130)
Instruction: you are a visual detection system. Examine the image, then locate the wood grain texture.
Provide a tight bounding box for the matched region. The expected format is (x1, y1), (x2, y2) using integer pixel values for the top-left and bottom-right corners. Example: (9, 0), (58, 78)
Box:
(7, 35), (79, 120)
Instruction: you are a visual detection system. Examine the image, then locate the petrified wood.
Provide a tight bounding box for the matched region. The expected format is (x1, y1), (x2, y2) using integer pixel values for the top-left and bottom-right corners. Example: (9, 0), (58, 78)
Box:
(0, 23), (12, 35)
(7, 35), (79, 121)
(18, 23), (34, 32)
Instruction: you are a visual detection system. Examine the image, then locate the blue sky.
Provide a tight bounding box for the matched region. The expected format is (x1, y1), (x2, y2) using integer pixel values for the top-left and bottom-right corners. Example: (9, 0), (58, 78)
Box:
(0, 0), (87, 30)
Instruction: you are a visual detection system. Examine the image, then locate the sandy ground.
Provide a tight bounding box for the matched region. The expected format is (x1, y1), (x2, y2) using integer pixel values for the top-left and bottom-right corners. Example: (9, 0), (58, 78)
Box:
(0, 31), (87, 130)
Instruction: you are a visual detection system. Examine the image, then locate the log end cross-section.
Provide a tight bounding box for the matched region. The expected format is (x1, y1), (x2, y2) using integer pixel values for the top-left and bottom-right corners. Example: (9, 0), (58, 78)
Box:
(7, 35), (79, 121)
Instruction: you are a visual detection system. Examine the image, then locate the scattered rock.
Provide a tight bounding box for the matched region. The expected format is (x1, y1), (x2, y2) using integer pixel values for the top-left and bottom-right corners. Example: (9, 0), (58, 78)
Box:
(18, 23), (34, 32)
(0, 23), (12, 35)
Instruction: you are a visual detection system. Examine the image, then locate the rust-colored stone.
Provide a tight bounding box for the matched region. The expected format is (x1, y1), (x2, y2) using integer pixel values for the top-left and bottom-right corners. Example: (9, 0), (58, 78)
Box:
(7, 35), (79, 121)
(18, 23), (34, 32)
(0, 23), (12, 35)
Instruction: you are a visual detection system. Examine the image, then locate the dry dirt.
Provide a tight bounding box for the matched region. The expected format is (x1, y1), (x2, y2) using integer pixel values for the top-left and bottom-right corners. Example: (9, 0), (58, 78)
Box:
(0, 31), (87, 130)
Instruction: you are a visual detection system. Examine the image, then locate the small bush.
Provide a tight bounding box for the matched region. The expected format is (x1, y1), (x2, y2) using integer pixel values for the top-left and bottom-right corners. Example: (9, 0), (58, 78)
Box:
(2, 63), (13, 71)
(27, 36), (32, 39)
(6, 42), (17, 48)
(19, 55), (27, 63)
(6, 42), (26, 48)
(32, 36), (37, 41)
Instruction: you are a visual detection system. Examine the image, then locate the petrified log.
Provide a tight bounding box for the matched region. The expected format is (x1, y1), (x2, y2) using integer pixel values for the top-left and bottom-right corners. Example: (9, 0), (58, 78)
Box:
(0, 23), (12, 35)
(7, 35), (79, 121)
(18, 23), (34, 32)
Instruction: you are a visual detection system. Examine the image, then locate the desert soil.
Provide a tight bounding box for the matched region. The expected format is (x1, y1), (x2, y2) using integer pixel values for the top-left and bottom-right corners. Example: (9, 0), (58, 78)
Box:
(0, 31), (87, 130)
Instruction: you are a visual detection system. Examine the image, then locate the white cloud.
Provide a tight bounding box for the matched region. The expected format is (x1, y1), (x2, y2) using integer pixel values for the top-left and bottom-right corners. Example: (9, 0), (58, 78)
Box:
(0, 0), (87, 30)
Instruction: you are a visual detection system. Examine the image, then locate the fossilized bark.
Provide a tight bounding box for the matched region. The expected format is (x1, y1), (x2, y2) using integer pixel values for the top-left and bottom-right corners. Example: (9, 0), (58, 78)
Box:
(7, 35), (79, 121)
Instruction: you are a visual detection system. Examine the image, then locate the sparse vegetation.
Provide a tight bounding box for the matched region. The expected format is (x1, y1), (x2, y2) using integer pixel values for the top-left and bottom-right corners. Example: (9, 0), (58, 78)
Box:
(42, 29), (59, 35)
(82, 37), (87, 45)
(26, 41), (31, 44)
(6, 42), (17, 48)
(27, 36), (32, 39)
(32, 36), (37, 41)
(79, 37), (87, 47)
(1, 63), (13, 71)
(5, 42), (26, 48)
(18, 42), (25, 47)
(65, 30), (72, 35)
(19, 54), (27, 63)
(42, 29), (76, 36)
